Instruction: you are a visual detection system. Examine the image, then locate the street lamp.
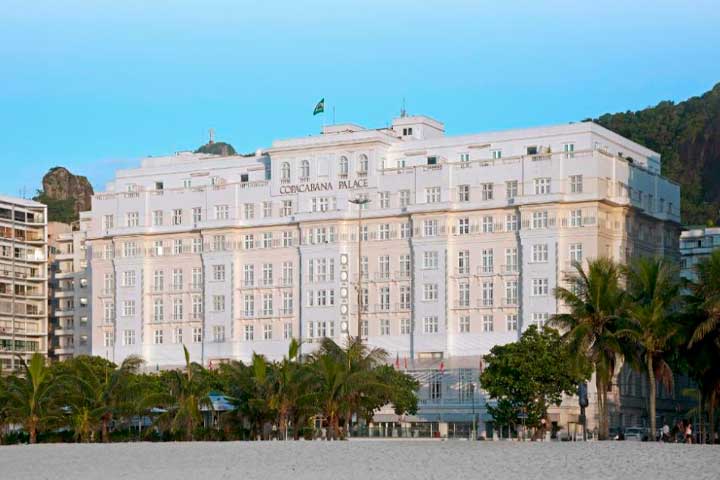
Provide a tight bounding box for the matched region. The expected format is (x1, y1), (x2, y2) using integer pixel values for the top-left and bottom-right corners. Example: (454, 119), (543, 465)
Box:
(348, 196), (370, 343)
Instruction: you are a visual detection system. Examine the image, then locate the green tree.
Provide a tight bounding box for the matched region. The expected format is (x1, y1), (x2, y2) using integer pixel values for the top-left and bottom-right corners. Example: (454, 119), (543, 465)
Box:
(551, 258), (626, 440)
(621, 257), (681, 439)
(146, 346), (212, 441)
(480, 326), (590, 433)
(4, 353), (63, 443)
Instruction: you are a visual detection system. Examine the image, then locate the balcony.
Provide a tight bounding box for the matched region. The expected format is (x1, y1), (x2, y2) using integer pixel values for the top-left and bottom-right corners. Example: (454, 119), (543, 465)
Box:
(502, 265), (519, 275)
(476, 299), (494, 309)
(502, 297), (518, 307)
(452, 301), (472, 310)
(476, 266), (494, 276)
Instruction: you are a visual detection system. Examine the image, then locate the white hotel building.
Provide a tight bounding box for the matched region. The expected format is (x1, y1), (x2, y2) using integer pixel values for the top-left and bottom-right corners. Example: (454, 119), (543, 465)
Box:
(87, 115), (680, 432)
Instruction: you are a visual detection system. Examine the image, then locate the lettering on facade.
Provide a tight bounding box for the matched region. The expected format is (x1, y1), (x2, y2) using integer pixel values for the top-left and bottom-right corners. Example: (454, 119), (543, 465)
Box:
(279, 178), (368, 195)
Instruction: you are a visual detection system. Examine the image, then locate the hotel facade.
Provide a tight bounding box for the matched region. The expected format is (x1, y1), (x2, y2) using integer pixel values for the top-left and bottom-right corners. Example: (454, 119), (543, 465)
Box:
(87, 116), (680, 433)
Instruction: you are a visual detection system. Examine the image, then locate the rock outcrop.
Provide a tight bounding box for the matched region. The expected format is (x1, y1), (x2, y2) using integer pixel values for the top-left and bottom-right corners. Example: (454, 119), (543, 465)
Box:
(39, 167), (94, 222)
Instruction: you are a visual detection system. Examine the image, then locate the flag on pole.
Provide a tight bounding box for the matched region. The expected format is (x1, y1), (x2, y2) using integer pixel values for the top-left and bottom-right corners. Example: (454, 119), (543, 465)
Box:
(313, 98), (325, 116)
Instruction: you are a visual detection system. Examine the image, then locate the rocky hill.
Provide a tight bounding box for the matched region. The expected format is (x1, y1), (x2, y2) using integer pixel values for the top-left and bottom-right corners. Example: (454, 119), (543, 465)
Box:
(591, 82), (720, 226)
(34, 167), (94, 224)
(195, 141), (236, 156)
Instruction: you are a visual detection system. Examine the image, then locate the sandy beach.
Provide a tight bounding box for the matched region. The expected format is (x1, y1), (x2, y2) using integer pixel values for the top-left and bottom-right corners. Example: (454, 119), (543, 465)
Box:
(1, 440), (718, 480)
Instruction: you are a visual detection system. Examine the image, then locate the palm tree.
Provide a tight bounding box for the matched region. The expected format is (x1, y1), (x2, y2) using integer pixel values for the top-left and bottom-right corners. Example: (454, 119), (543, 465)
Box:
(551, 257), (626, 440)
(69, 355), (144, 442)
(689, 249), (720, 346)
(4, 353), (63, 443)
(146, 345), (211, 441)
(621, 257), (680, 439)
(272, 339), (309, 440)
(306, 353), (347, 440)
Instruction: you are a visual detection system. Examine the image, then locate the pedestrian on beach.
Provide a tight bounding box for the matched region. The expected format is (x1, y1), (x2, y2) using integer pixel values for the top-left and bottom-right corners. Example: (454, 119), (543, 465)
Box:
(685, 422), (693, 444)
(662, 423), (670, 442)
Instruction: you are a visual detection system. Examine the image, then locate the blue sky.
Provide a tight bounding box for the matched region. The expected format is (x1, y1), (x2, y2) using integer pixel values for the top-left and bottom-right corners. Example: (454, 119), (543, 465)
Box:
(1, 0), (719, 196)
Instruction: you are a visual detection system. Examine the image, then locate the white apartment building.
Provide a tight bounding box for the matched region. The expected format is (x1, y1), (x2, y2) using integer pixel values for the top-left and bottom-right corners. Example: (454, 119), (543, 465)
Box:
(87, 115), (680, 434)
(680, 226), (720, 282)
(0, 195), (48, 371)
(48, 221), (91, 361)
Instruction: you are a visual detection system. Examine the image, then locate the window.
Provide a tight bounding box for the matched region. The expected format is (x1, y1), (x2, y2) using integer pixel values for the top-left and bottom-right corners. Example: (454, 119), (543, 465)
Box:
(563, 143), (575, 158)
(152, 240), (164, 256)
(532, 313), (549, 328)
(399, 190), (411, 207)
(244, 325), (254, 341)
(506, 180), (518, 199)
(281, 200), (293, 217)
(506, 314), (518, 332)
(570, 209), (583, 227)
(153, 299), (164, 322)
(481, 249), (494, 274)
(505, 214), (519, 231)
(458, 217), (470, 235)
(532, 211), (549, 229)
(378, 256), (390, 279)
(401, 318), (411, 334)
(458, 185), (470, 202)
(172, 209), (183, 225)
(360, 320), (368, 338)
(429, 372), (442, 400)
(122, 300), (135, 317)
(423, 316), (439, 334)
(400, 255), (411, 277)
(379, 192), (390, 209)
(192, 238), (203, 253)
(103, 302), (115, 323)
(458, 283), (470, 307)
(300, 160), (310, 179)
(209, 325), (224, 343)
(263, 293), (273, 315)
(527, 146), (538, 155)
(192, 296), (203, 319)
(379, 224), (390, 240)
(534, 177), (551, 195)
(459, 316), (470, 333)
(339, 156), (349, 177)
(173, 298), (183, 321)
(103, 214), (114, 230)
(174, 327), (183, 344)
(505, 281), (518, 305)
(190, 327), (203, 343)
(358, 154), (368, 174)
(123, 329), (136, 346)
(481, 183), (494, 200)
(400, 286), (411, 310)
(282, 262), (293, 286)
(400, 222), (411, 239)
(282, 291), (293, 315)
(423, 219), (438, 237)
(402, 127), (413, 136)
(212, 264), (226, 281)
(213, 295), (225, 312)
(423, 284), (438, 301)
(482, 315), (494, 332)
(104, 331), (114, 347)
(457, 250), (470, 275)
(152, 210), (163, 226)
(172, 269), (183, 290)
(482, 281), (494, 306)
(532, 278), (549, 296)
(425, 187), (441, 203)
(459, 152), (470, 164)
(380, 319), (390, 336)
(482, 216), (494, 233)
(281, 162), (291, 182)
(244, 294), (255, 317)
(153, 329), (164, 345)
(569, 175), (583, 193)
(491, 149), (502, 159)
(263, 263), (273, 286)
(214, 204), (231, 220)
(126, 212), (139, 227)
(173, 239), (183, 255)
(423, 251), (439, 269)
(262, 232), (272, 248)
(121, 270), (136, 287)
(569, 243), (583, 263)
(532, 244), (549, 263)
(263, 324), (272, 340)
(284, 322), (293, 340)
(192, 207), (202, 224)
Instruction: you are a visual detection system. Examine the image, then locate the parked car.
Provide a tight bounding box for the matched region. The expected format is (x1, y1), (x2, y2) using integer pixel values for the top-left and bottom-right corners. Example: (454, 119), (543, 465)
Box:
(623, 427), (646, 441)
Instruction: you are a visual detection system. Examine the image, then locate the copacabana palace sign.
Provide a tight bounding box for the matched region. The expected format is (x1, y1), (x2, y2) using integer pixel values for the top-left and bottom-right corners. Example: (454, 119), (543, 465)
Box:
(279, 178), (368, 195)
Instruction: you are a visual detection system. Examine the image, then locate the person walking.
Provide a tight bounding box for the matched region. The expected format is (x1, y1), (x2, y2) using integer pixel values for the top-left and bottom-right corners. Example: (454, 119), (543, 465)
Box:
(685, 422), (693, 444)
(662, 423), (670, 442)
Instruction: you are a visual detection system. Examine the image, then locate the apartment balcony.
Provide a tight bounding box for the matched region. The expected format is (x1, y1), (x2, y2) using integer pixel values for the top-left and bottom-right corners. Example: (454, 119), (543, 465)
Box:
(55, 252), (74, 261)
(373, 272), (392, 282)
(501, 265), (519, 275)
(476, 266), (494, 276)
(53, 290), (75, 299)
(452, 301), (472, 310)
(476, 299), (494, 309)
(395, 303), (411, 312)
(53, 346), (75, 356)
(53, 327), (75, 336)
(394, 271), (411, 281)
(502, 297), (519, 307)
(454, 269), (472, 278)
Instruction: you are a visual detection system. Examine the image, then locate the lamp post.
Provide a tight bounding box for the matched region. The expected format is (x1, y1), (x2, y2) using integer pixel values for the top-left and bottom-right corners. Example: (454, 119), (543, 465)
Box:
(470, 382), (476, 440)
(348, 196), (370, 343)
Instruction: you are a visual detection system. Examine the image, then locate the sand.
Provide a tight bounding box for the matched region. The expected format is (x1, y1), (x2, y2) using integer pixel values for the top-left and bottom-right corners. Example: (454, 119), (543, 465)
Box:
(1, 440), (718, 480)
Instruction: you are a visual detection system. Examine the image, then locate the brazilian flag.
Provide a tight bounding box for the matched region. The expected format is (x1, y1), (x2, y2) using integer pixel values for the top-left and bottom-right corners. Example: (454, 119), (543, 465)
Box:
(313, 98), (325, 116)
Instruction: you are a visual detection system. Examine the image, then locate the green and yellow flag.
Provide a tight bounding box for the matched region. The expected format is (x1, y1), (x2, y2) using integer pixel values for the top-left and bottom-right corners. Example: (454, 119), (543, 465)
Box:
(313, 98), (325, 116)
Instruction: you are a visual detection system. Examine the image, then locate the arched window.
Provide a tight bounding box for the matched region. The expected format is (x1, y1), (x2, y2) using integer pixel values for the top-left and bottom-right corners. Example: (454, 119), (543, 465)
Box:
(339, 156), (349, 176)
(300, 160), (310, 179)
(358, 154), (368, 175)
(281, 162), (291, 182)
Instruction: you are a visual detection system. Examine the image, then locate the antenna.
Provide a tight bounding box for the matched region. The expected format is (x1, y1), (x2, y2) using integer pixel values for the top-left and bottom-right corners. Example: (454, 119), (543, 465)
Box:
(208, 128), (215, 144)
(400, 98), (407, 118)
